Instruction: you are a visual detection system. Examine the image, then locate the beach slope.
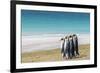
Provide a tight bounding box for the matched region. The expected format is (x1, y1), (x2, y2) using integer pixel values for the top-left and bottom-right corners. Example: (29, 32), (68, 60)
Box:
(21, 44), (90, 63)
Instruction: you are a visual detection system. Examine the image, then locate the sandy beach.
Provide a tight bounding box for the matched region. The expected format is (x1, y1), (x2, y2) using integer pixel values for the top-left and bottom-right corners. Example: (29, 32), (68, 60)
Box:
(21, 44), (90, 63)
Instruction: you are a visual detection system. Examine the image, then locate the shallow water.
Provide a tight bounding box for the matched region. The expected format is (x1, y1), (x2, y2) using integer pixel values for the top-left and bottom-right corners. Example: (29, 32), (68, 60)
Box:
(22, 34), (90, 53)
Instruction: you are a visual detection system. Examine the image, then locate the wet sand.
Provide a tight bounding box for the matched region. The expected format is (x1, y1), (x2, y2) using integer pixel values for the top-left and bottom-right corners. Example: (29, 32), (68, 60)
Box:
(21, 44), (90, 63)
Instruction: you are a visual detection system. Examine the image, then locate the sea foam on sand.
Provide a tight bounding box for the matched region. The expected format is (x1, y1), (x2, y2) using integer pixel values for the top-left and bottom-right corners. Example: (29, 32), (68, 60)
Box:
(22, 34), (90, 53)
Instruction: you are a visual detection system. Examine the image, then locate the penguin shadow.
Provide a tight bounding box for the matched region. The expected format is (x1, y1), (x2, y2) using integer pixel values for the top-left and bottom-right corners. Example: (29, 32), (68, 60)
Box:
(62, 54), (88, 61)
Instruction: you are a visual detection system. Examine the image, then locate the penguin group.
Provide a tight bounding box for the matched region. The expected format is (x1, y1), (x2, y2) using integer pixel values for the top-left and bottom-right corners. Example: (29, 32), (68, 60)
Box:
(60, 34), (79, 60)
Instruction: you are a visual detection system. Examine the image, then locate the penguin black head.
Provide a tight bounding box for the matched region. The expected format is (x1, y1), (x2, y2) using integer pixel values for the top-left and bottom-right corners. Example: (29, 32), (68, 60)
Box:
(69, 35), (72, 38)
(73, 34), (76, 36)
(61, 38), (64, 40)
(65, 36), (68, 39)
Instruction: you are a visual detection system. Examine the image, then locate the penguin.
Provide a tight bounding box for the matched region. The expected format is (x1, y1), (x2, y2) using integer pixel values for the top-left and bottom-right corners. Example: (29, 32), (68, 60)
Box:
(64, 36), (70, 59)
(60, 38), (66, 59)
(69, 35), (75, 58)
(73, 34), (79, 56)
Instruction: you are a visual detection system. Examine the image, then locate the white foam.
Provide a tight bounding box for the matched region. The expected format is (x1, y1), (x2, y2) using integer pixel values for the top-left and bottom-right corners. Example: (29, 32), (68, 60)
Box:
(22, 34), (90, 53)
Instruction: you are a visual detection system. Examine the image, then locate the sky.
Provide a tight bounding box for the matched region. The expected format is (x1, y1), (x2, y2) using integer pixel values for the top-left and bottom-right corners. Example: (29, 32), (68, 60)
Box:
(21, 9), (90, 35)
